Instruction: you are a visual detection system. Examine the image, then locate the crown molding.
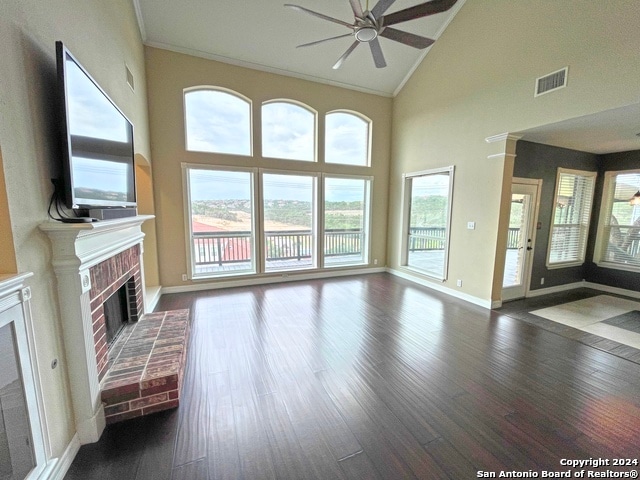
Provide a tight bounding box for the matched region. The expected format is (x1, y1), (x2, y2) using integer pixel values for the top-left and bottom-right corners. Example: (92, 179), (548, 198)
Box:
(485, 133), (523, 144)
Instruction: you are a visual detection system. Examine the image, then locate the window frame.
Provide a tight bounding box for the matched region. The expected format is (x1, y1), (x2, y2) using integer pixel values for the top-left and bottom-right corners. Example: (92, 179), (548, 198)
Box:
(321, 173), (373, 268)
(400, 166), (455, 281)
(545, 167), (597, 269)
(260, 169), (320, 272)
(183, 86), (253, 157)
(324, 110), (372, 167)
(593, 168), (640, 273)
(182, 163), (258, 280)
(261, 99), (317, 162)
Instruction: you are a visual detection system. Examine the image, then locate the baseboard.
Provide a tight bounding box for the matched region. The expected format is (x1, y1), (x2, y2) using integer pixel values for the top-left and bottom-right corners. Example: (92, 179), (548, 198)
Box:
(386, 268), (493, 309)
(584, 281), (640, 300)
(162, 267), (387, 294)
(46, 433), (80, 480)
(526, 280), (640, 300)
(525, 281), (586, 297)
(145, 285), (162, 312)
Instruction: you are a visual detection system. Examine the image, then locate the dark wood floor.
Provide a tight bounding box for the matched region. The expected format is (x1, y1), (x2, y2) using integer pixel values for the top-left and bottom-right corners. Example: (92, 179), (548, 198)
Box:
(66, 273), (640, 479)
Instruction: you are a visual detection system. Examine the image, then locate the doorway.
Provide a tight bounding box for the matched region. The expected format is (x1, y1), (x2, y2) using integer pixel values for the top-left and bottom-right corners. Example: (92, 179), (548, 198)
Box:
(502, 179), (541, 301)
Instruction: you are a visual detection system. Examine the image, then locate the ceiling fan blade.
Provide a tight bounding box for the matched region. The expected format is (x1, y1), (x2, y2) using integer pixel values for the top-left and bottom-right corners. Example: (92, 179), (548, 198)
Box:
(348, 0), (364, 19)
(369, 38), (387, 68)
(296, 33), (353, 48)
(379, 27), (435, 49)
(333, 41), (360, 69)
(370, 0), (396, 19)
(285, 4), (354, 29)
(380, 0), (458, 26)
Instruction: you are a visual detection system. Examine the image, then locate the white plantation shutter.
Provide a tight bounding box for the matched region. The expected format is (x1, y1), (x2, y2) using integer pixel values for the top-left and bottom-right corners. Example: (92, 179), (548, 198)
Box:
(597, 171), (640, 270)
(547, 169), (596, 267)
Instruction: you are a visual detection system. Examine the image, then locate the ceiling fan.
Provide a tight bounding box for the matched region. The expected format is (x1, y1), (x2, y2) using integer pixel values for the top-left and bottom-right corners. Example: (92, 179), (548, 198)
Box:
(284, 0), (458, 69)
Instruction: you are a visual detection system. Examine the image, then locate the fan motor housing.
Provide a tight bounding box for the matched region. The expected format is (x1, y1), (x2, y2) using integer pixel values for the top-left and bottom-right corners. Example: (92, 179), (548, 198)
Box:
(355, 26), (378, 42)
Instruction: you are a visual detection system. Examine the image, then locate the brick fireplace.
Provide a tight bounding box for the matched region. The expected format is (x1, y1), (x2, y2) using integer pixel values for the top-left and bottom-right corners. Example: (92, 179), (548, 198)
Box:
(40, 216), (154, 444)
(89, 246), (143, 381)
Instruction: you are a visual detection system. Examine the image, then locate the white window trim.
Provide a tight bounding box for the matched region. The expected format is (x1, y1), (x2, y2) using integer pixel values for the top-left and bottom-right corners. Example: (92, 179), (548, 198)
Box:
(182, 163), (258, 280)
(324, 110), (372, 167)
(400, 166), (455, 281)
(260, 168), (320, 272)
(183, 86), (253, 157)
(322, 173), (374, 268)
(593, 168), (640, 273)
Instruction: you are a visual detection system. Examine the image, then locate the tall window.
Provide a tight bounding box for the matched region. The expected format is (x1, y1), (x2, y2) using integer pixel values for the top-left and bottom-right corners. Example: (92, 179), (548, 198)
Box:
(594, 170), (640, 271)
(325, 111), (370, 166)
(402, 167), (454, 280)
(184, 166), (255, 278)
(547, 168), (596, 268)
(324, 176), (371, 266)
(262, 173), (317, 271)
(261, 101), (315, 161)
(184, 88), (251, 156)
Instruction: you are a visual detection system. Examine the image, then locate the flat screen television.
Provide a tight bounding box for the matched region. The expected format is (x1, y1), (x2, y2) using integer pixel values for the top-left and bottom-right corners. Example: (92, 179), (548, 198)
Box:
(56, 41), (136, 214)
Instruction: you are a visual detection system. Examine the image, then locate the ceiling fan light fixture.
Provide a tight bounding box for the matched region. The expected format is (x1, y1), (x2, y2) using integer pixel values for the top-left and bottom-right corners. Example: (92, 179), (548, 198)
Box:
(630, 190), (640, 206)
(355, 26), (378, 42)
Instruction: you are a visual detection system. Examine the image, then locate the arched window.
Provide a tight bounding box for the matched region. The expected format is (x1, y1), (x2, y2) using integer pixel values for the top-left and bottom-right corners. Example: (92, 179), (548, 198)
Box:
(184, 88), (251, 156)
(325, 111), (370, 166)
(261, 101), (316, 161)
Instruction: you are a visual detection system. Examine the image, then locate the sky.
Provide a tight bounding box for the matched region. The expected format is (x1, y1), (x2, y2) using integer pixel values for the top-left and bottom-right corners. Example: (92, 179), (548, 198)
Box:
(411, 173), (450, 197)
(184, 90), (369, 166)
(66, 54), (133, 197)
(189, 169), (367, 203)
(73, 157), (129, 196)
(185, 90), (251, 155)
(67, 55), (129, 142)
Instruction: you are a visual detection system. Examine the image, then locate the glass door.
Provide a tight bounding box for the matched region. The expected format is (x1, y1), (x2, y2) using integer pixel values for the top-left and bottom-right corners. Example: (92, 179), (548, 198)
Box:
(502, 182), (539, 301)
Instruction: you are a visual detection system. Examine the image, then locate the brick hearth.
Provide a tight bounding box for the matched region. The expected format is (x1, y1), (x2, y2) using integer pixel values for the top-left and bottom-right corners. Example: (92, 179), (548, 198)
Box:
(100, 309), (190, 424)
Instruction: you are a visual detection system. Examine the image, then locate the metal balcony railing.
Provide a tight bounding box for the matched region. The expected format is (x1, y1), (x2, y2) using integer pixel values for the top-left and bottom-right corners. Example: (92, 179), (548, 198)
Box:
(193, 228), (364, 267)
(193, 227), (523, 268)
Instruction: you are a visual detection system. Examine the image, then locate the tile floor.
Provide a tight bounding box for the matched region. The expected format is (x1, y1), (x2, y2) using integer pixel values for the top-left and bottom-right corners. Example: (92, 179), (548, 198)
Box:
(530, 295), (640, 349)
(497, 288), (640, 364)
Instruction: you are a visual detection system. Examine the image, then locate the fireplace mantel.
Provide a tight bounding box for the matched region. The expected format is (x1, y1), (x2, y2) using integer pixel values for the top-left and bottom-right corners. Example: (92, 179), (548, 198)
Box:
(40, 215), (154, 444)
(39, 215), (154, 272)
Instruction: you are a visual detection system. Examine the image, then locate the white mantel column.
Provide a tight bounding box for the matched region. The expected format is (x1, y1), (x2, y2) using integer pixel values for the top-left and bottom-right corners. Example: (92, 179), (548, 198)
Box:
(39, 215), (153, 444)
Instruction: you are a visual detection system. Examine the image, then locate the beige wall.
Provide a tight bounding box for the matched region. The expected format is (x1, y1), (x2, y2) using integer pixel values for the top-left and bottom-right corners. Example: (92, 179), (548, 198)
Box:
(145, 47), (392, 287)
(136, 161), (160, 287)
(0, 148), (18, 274)
(390, 0), (640, 303)
(0, 0), (152, 456)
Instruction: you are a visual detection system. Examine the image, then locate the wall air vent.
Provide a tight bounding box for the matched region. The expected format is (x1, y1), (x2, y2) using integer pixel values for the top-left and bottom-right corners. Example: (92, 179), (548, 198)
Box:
(126, 64), (135, 91)
(534, 67), (568, 97)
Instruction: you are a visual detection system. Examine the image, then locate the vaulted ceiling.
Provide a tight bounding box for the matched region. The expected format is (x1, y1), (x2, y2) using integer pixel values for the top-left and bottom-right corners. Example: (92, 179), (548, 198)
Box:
(133, 0), (640, 154)
(134, 0), (465, 97)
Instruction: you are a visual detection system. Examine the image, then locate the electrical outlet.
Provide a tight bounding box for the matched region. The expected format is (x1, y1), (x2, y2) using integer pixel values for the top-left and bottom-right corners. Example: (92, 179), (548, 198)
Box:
(467, 221), (476, 230)
(541, 277), (545, 285)
(456, 279), (462, 287)
(374, 259), (378, 265)
(181, 274), (187, 281)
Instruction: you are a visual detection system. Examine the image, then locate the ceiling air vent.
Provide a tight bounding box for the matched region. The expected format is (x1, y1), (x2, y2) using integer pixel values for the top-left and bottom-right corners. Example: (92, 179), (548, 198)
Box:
(534, 67), (568, 97)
